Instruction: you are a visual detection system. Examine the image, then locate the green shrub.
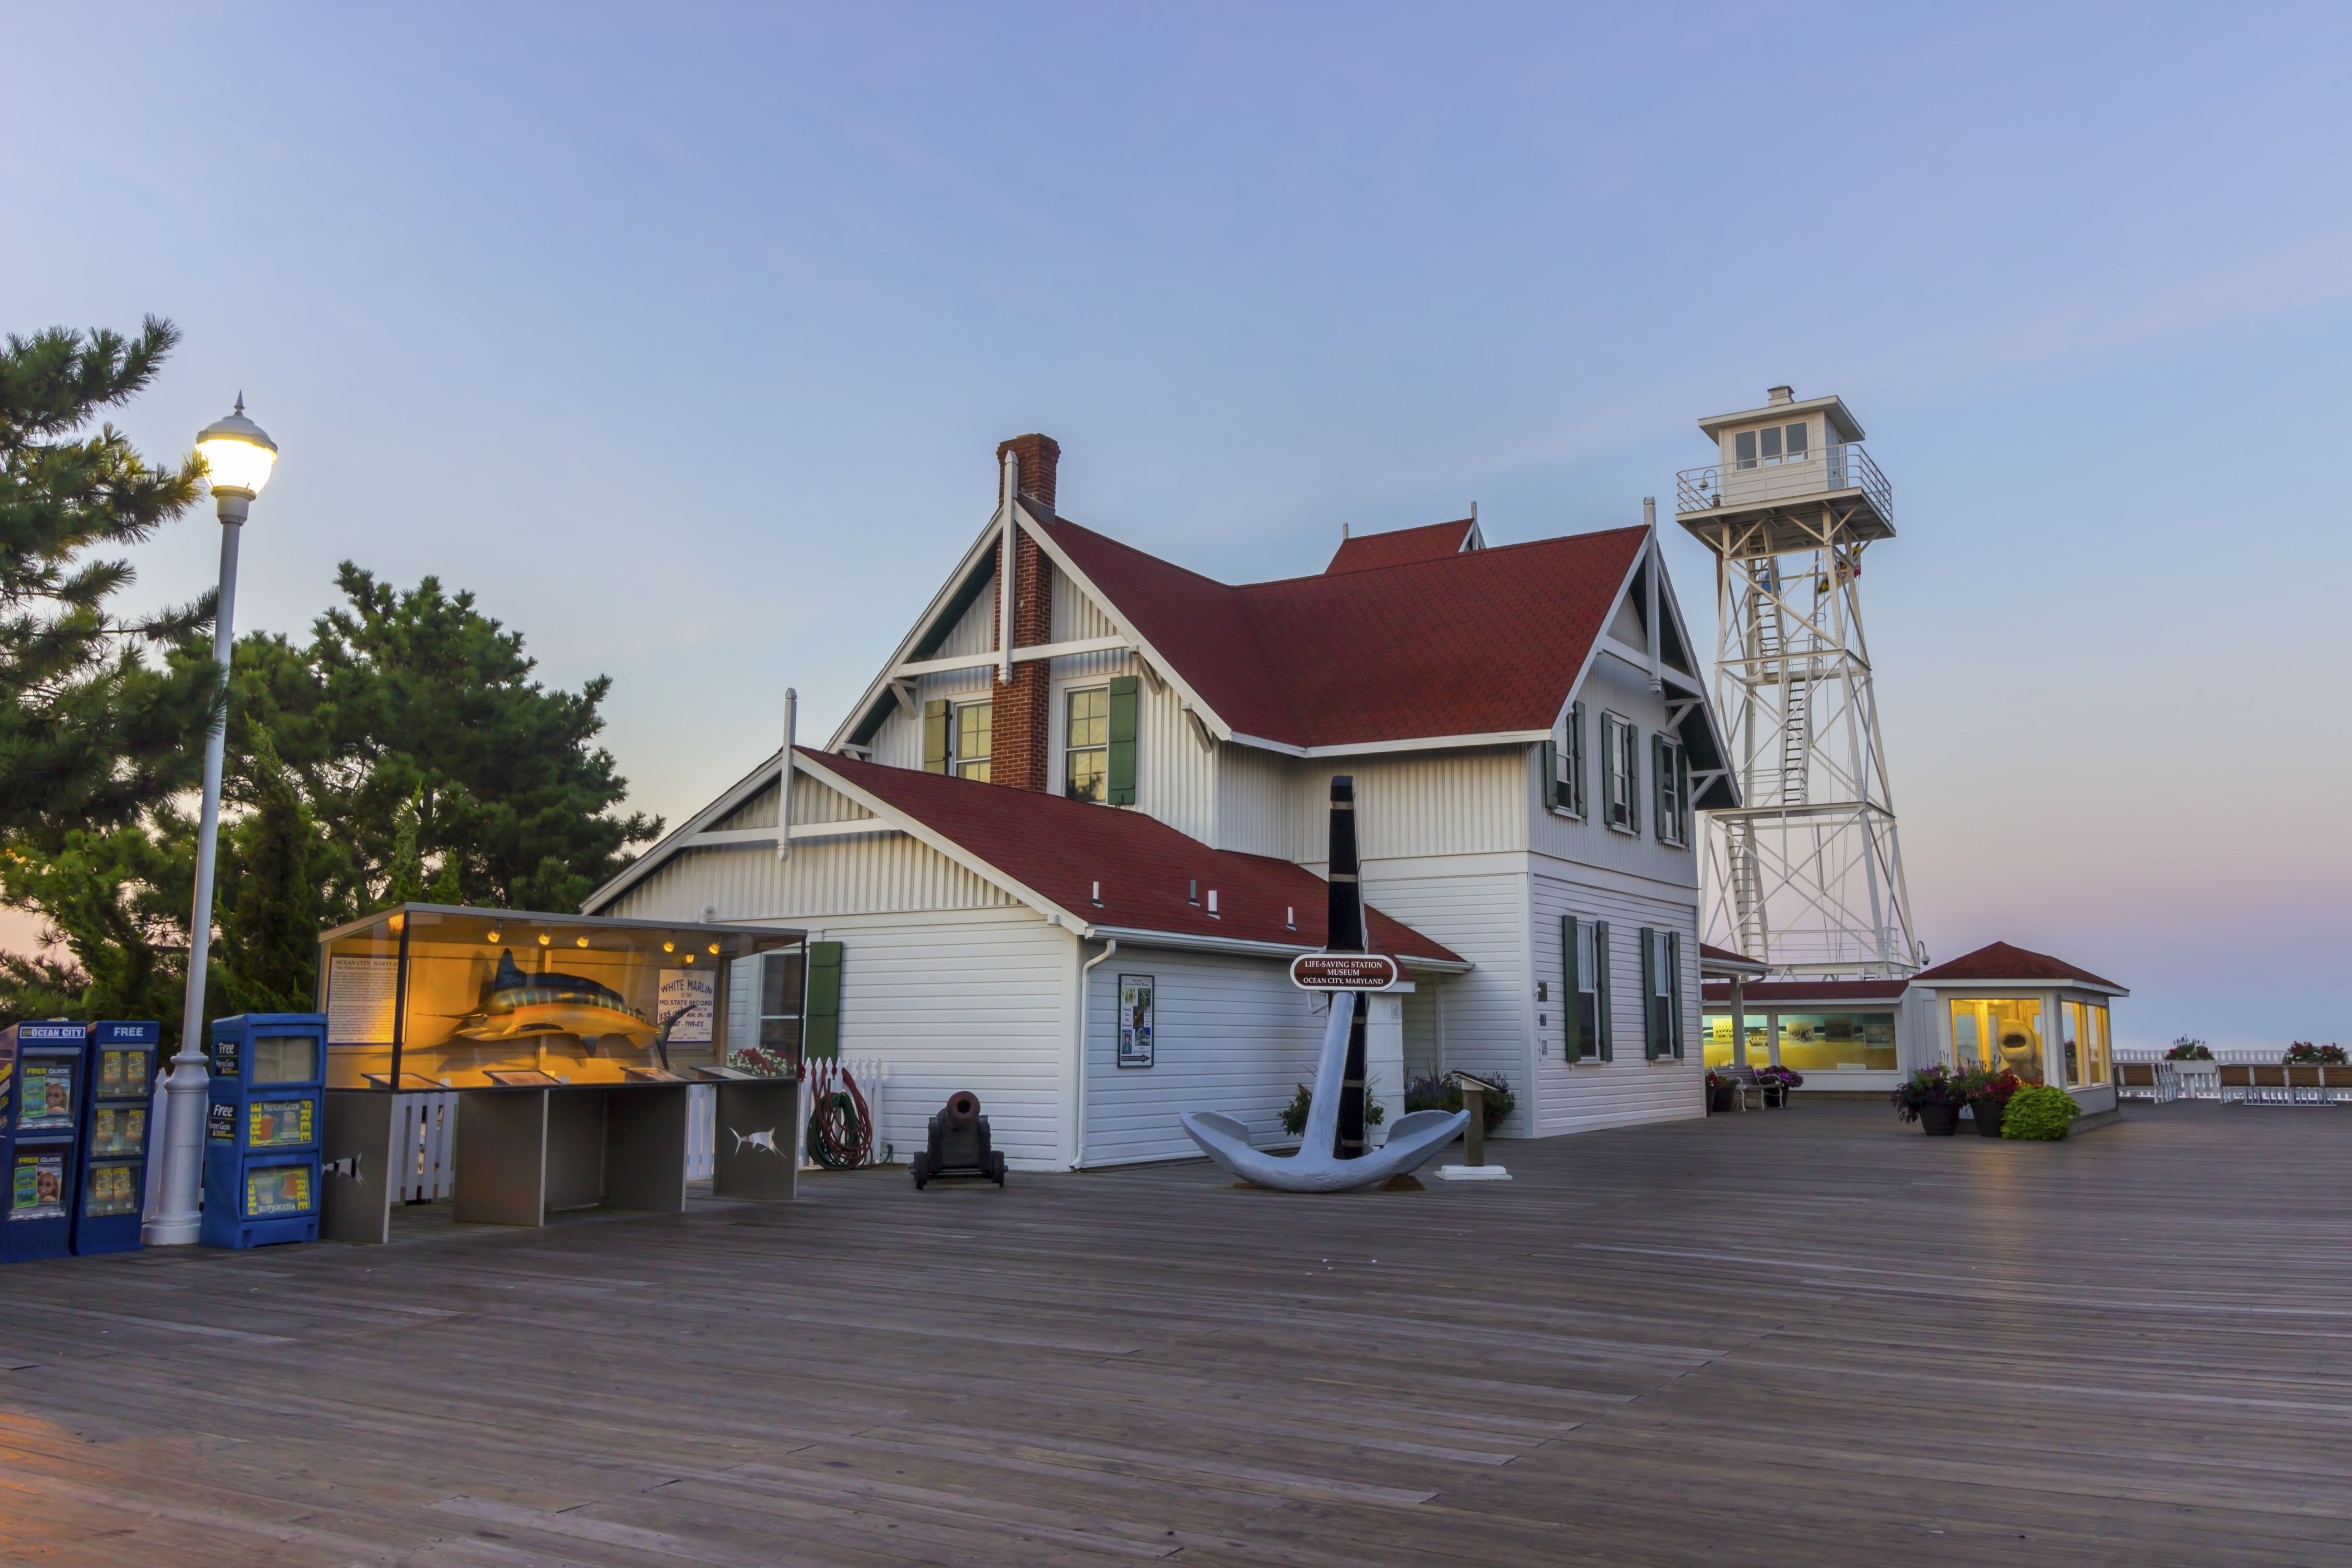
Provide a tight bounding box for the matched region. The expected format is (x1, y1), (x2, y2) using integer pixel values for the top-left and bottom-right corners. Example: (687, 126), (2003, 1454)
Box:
(1279, 1083), (1385, 1138)
(2000, 1084), (2082, 1141)
(1405, 1073), (1516, 1132)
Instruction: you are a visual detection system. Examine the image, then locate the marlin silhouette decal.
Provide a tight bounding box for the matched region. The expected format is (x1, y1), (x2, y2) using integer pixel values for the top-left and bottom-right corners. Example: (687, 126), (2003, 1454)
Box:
(452, 950), (657, 1048)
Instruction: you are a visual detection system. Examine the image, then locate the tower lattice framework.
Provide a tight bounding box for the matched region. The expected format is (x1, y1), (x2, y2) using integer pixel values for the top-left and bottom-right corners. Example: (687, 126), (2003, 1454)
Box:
(1678, 401), (1918, 979)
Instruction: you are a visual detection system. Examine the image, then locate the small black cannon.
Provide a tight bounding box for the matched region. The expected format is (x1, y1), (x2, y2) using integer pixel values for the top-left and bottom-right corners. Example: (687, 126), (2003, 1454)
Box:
(911, 1090), (1006, 1188)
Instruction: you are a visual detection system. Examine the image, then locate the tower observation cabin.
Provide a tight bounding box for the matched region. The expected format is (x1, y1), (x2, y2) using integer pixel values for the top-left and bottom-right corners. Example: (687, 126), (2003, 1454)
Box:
(1675, 387), (1916, 980)
(1676, 386), (1891, 553)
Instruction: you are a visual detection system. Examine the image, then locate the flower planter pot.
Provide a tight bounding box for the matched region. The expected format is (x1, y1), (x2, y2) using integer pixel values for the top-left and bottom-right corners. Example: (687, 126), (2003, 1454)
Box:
(1762, 1086), (1786, 1108)
(1969, 1097), (2006, 1137)
(1919, 1102), (1962, 1136)
(1709, 1087), (1736, 1113)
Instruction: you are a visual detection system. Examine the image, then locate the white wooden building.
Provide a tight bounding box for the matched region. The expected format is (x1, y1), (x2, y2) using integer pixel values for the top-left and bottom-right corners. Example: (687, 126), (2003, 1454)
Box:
(586, 435), (1739, 1169)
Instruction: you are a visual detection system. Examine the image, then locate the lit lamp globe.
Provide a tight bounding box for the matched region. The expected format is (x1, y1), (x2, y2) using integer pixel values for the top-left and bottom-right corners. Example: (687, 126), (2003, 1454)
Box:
(195, 397), (278, 522)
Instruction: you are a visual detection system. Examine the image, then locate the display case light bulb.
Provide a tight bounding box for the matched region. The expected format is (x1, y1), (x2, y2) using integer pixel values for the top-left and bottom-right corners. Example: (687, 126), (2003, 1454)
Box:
(387, 912), (404, 933)
(486, 930), (502, 944)
(683, 953), (695, 964)
(575, 936), (588, 948)
(662, 940), (675, 953)
(708, 942), (720, 955)
(538, 933), (551, 946)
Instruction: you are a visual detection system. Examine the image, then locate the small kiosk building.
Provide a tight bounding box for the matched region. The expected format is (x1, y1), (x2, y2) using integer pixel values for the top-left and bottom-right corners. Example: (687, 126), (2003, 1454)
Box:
(313, 906), (804, 1239)
(1703, 940), (2127, 1115)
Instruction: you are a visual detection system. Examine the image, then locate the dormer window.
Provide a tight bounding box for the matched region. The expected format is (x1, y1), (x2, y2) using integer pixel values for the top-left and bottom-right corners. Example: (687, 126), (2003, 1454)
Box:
(1734, 422), (1809, 470)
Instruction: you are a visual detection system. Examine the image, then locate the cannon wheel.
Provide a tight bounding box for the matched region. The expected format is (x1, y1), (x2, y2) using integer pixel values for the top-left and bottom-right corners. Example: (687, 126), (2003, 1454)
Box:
(911, 1153), (931, 1189)
(988, 1152), (1007, 1186)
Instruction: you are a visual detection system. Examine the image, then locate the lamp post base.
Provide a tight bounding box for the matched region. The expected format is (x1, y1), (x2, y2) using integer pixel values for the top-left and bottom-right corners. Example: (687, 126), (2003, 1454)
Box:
(142, 1049), (211, 1246)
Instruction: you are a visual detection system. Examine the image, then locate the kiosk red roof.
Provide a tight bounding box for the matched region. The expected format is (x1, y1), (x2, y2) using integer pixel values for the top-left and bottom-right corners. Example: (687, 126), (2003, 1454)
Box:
(1701, 979), (1910, 1004)
(1910, 941), (2125, 992)
(801, 750), (1463, 965)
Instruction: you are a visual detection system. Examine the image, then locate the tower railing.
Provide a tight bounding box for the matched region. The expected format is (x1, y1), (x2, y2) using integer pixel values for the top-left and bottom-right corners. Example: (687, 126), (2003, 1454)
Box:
(1676, 443), (1891, 523)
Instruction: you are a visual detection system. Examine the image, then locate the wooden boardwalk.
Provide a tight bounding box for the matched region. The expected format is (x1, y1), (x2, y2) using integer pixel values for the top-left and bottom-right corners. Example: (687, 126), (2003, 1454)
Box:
(3, 1100), (2347, 1566)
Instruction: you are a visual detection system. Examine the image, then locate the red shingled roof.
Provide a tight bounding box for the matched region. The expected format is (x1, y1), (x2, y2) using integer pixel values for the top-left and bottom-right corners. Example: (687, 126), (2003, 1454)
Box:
(1911, 941), (2125, 992)
(801, 750), (1463, 965)
(1039, 515), (1646, 748)
(1325, 518), (1478, 575)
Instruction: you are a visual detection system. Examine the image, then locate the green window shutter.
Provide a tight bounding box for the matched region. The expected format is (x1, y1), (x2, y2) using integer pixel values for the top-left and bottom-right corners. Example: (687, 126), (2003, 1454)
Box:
(1676, 744), (1691, 845)
(1595, 920), (1613, 1061)
(1639, 926), (1660, 1058)
(1570, 701), (1587, 817)
(1561, 914), (1582, 1059)
(1107, 675), (1139, 805)
(1668, 931), (1685, 1059)
(804, 940), (843, 1060)
(1626, 727), (1641, 836)
(922, 700), (949, 774)
(1652, 734), (1667, 842)
(1541, 740), (1559, 812)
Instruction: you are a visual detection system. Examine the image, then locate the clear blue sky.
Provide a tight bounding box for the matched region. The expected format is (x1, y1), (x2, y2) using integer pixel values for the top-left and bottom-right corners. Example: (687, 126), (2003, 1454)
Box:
(5, 3), (2347, 1047)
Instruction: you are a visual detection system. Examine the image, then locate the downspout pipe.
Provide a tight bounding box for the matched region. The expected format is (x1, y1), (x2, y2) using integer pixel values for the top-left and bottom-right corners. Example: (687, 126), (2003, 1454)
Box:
(1073, 936), (1117, 1169)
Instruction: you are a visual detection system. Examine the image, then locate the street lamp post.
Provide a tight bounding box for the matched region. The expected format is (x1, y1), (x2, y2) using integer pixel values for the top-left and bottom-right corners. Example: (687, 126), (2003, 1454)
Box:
(145, 397), (278, 1247)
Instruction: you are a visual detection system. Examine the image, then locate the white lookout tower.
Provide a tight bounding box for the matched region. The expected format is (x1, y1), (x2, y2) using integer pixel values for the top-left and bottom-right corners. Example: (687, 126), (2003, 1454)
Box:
(1676, 386), (1919, 978)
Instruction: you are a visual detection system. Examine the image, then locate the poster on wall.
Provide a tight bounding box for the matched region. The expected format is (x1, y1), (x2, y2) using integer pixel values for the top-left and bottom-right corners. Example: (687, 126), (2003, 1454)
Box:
(1117, 975), (1155, 1068)
(325, 954), (400, 1044)
(657, 969), (716, 1046)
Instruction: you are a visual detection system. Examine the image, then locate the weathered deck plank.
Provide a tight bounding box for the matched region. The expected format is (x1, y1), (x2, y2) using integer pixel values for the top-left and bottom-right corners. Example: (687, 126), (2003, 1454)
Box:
(3, 1101), (2349, 1564)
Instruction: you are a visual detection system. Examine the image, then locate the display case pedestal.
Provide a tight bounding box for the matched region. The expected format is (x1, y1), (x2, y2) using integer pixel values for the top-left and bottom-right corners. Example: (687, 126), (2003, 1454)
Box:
(453, 1083), (689, 1228)
(711, 1079), (800, 1202)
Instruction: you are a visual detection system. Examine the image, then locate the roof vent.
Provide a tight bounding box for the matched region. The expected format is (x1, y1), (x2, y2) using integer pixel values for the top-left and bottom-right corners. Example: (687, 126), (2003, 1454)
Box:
(1766, 385), (1794, 405)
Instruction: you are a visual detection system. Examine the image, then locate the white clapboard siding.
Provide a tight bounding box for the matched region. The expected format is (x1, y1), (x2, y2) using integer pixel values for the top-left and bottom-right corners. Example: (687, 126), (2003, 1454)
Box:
(394, 1092), (462, 1201)
(1530, 657), (1703, 882)
(776, 907), (1073, 1171)
(604, 826), (1017, 926)
(1528, 867), (1705, 1135)
(1080, 945), (1328, 1167)
(1358, 862), (1533, 1131)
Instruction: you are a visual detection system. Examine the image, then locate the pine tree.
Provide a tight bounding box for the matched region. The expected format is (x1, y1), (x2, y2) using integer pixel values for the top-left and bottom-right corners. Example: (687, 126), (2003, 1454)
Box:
(219, 730), (321, 1014)
(0, 317), (219, 836)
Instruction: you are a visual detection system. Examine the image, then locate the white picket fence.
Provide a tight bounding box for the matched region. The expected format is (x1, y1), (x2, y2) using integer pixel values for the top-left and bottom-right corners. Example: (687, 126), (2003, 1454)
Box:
(395, 1092), (462, 1200)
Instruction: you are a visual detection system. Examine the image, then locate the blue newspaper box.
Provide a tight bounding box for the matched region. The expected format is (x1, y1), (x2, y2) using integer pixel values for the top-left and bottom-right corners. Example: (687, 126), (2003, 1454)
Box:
(2, 1021), (88, 1263)
(201, 1014), (326, 1249)
(73, 1020), (159, 1256)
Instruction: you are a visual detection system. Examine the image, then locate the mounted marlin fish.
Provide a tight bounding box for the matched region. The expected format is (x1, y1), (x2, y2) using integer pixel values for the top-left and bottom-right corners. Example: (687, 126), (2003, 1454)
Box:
(453, 950), (657, 1049)
(1179, 777), (1468, 1192)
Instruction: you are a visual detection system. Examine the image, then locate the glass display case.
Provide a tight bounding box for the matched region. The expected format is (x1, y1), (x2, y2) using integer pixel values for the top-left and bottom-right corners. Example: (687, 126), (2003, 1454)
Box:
(315, 905), (803, 1090)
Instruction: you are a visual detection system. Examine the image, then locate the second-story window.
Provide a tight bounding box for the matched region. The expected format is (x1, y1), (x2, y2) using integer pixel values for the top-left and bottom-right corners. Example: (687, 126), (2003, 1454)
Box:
(953, 700), (992, 782)
(1066, 687), (1109, 801)
(1602, 712), (1639, 833)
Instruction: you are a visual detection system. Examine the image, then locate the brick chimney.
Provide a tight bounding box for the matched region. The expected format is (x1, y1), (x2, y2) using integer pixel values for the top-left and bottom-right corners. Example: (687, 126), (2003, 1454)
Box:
(990, 435), (1058, 791)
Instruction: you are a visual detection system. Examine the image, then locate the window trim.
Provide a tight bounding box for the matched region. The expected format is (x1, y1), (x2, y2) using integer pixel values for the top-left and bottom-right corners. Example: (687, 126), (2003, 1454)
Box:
(950, 697), (993, 783)
(1654, 733), (1687, 848)
(1601, 711), (1639, 835)
(1063, 683), (1112, 803)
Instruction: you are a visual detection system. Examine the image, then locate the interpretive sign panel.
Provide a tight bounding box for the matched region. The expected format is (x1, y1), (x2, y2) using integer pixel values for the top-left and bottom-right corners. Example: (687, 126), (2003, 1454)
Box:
(1117, 975), (1155, 1068)
(1289, 953), (1400, 991)
(325, 954), (400, 1044)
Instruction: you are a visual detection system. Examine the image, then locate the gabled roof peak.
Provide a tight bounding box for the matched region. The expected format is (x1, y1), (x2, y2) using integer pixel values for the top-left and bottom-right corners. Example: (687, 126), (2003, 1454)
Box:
(1325, 516), (1484, 575)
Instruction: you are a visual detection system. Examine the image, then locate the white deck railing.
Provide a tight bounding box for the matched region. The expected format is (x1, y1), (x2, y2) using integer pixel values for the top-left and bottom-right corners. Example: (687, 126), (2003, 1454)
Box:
(1677, 443), (1891, 522)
